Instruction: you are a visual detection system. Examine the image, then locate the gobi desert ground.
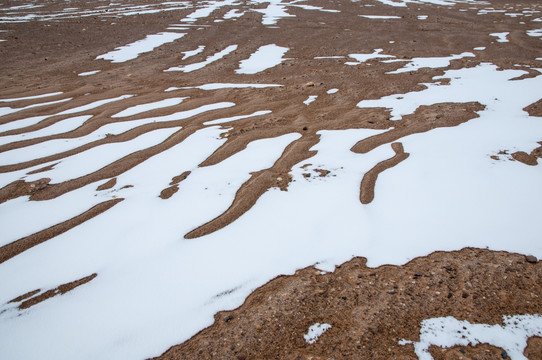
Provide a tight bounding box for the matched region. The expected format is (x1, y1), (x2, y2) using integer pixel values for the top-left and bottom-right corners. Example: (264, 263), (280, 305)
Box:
(0, 0), (541, 359)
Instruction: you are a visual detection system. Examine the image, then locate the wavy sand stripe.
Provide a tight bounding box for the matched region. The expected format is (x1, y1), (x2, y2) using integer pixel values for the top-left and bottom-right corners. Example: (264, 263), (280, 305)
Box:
(185, 134), (319, 239)
(351, 102), (484, 154)
(19, 273), (97, 310)
(0, 198), (123, 264)
(360, 142), (409, 205)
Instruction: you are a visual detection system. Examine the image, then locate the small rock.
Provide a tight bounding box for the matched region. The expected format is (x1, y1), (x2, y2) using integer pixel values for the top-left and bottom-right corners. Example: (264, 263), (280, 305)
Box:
(224, 315), (233, 322)
(501, 350), (509, 359)
(304, 81), (315, 87)
(525, 255), (538, 263)
(459, 349), (466, 354)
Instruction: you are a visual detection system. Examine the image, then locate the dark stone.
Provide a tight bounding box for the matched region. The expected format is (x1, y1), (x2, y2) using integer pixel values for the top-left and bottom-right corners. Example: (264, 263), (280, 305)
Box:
(525, 255), (538, 263)
(224, 315), (233, 322)
(501, 350), (509, 359)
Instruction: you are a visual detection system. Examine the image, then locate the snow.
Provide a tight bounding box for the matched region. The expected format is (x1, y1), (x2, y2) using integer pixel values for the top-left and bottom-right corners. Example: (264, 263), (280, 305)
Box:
(251, 0), (295, 25)
(0, 92), (63, 102)
(346, 48), (395, 65)
(224, 9), (245, 19)
(180, 0), (236, 23)
(0, 98), (71, 117)
(203, 110), (272, 125)
(304, 323), (332, 344)
(418, 15), (428, 20)
(236, 44), (290, 74)
(473, 46), (486, 50)
(167, 83), (282, 91)
(360, 15), (401, 19)
(327, 88), (339, 94)
(526, 28), (542, 37)
(96, 32), (186, 63)
(0, 102), (235, 167)
(386, 52), (475, 74)
(1, 57), (542, 359)
(112, 98), (187, 118)
(0, 130), (301, 360)
(0, 115), (92, 146)
(400, 314), (542, 360)
(490, 31), (510, 42)
(23, 127), (181, 184)
(181, 45), (205, 60)
(77, 70), (101, 76)
(165, 45), (238, 72)
(57, 95), (134, 115)
(304, 95), (318, 105)
(0, 115), (50, 133)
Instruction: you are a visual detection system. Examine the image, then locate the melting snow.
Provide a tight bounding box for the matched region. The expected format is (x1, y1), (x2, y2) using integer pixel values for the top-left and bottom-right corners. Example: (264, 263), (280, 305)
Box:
(360, 15), (401, 19)
(304, 95), (318, 105)
(386, 52), (474, 74)
(57, 95), (134, 115)
(0, 115), (92, 146)
(0, 92), (63, 102)
(346, 48), (395, 65)
(96, 32), (186, 63)
(112, 98), (187, 118)
(77, 70), (101, 76)
(304, 323), (332, 344)
(165, 45), (238, 72)
(204, 110), (272, 125)
(400, 314), (542, 360)
(168, 83), (282, 91)
(236, 44), (290, 74)
(181, 45), (205, 60)
(490, 31), (510, 42)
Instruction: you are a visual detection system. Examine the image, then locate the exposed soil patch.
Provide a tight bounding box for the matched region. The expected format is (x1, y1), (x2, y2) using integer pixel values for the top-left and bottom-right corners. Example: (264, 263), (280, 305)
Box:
(156, 248), (541, 360)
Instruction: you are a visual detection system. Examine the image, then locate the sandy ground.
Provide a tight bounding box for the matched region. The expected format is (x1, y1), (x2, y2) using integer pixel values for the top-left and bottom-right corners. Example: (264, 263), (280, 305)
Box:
(0, 0), (541, 358)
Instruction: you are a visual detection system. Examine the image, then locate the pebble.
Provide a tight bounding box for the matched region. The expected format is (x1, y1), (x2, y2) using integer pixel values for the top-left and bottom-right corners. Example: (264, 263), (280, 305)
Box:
(525, 255), (537, 263)
(224, 315), (233, 322)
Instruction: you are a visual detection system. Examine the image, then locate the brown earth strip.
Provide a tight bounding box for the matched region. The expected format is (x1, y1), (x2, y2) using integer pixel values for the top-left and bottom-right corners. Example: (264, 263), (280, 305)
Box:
(0, 178), (50, 204)
(360, 142), (409, 205)
(351, 102), (485, 154)
(0, 198), (123, 264)
(524, 99), (542, 117)
(184, 134), (319, 239)
(159, 171), (192, 199)
(26, 162), (59, 175)
(8, 289), (41, 304)
(154, 248), (541, 360)
(511, 141), (542, 166)
(170, 171), (191, 185)
(19, 273), (97, 310)
(96, 178), (117, 191)
(159, 185), (179, 200)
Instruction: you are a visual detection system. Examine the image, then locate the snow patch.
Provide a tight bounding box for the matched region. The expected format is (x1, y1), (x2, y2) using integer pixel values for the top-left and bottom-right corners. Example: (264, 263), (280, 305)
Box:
(236, 44), (290, 74)
(304, 323), (332, 344)
(400, 314), (542, 360)
(96, 32), (185, 63)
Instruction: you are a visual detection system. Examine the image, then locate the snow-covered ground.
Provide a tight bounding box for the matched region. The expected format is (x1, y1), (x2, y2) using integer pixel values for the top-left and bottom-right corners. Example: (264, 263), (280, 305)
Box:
(0, 0), (541, 359)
